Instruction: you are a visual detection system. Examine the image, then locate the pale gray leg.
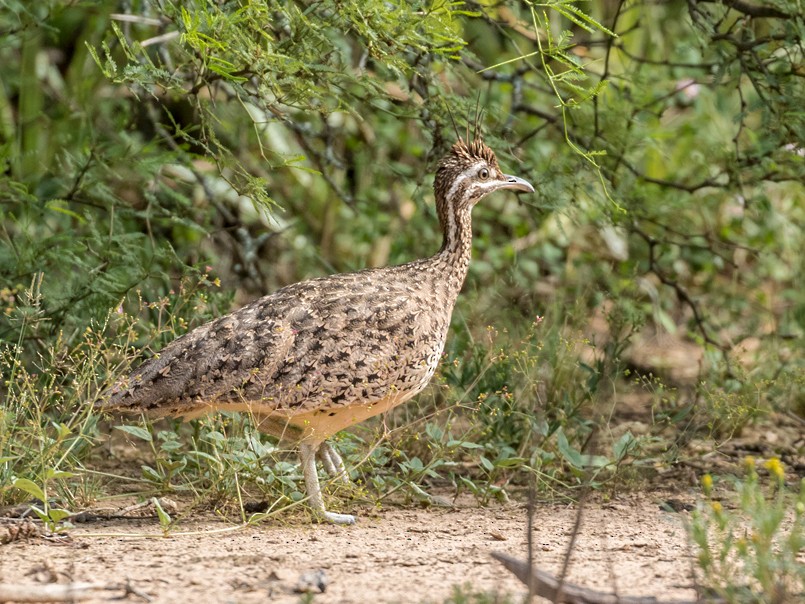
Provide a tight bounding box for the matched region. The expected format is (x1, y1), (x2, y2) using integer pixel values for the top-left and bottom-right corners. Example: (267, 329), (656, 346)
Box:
(299, 443), (355, 525)
(317, 441), (350, 484)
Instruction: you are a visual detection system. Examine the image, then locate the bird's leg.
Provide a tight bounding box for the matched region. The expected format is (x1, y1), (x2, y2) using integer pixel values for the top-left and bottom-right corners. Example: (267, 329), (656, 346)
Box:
(317, 441), (350, 484)
(298, 443), (356, 525)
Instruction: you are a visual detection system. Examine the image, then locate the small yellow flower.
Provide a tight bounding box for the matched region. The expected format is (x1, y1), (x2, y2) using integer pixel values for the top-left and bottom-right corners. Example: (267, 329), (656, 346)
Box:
(764, 458), (785, 481)
(710, 501), (722, 514)
(743, 455), (755, 471)
(702, 473), (713, 495)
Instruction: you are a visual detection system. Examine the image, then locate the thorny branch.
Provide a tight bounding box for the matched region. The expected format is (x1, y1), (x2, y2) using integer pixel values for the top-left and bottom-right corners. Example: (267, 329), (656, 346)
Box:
(632, 225), (731, 361)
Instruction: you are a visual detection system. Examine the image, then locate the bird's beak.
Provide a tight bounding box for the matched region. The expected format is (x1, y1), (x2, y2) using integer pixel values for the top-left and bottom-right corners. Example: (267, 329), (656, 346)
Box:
(499, 174), (535, 193)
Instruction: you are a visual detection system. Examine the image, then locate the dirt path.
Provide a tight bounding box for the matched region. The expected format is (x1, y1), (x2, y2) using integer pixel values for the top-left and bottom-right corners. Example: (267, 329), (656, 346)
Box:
(1, 493), (699, 603)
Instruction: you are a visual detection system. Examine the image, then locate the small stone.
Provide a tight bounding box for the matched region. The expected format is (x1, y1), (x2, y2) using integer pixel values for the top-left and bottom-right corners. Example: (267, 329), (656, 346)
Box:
(294, 569), (328, 594)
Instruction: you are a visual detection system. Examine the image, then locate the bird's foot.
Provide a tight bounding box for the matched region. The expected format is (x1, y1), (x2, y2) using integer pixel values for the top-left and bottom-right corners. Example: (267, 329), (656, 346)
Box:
(300, 443), (356, 525)
(317, 510), (356, 525)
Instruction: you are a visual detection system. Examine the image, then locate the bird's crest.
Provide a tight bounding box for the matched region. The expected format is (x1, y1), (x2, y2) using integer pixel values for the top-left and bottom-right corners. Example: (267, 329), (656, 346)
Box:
(437, 137), (500, 179)
(449, 137), (499, 169)
(441, 92), (496, 169)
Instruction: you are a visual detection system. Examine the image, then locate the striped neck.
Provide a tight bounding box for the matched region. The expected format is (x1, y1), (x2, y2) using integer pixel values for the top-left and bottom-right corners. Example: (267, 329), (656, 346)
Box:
(437, 199), (472, 258)
(430, 192), (474, 302)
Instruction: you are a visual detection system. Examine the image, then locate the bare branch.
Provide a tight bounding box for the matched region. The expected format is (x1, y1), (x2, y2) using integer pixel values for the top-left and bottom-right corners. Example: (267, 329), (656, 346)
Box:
(491, 551), (714, 604)
(694, 0), (792, 19)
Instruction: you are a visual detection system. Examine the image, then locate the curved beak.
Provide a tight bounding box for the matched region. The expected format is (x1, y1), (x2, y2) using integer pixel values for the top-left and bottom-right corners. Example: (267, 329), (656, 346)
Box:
(499, 173), (534, 193)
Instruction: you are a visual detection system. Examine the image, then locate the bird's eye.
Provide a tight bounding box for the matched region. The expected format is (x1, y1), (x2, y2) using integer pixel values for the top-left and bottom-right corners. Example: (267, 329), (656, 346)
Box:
(478, 168), (490, 180)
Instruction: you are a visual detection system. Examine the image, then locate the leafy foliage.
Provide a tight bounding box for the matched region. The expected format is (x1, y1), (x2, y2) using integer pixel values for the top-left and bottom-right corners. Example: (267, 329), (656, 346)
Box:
(0, 2), (803, 585)
(691, 460), (805, 603)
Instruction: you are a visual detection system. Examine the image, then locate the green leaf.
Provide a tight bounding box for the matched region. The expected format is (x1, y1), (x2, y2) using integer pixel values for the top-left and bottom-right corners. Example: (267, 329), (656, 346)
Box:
(613, 431), (635, 460)
(47, 508), (72, 523)
(116, 425), (153, 442)
(141, 465), (162, 482)
(45, 200), (86, 223)
(407, 456), (424, 472)
(407, 481), (434, 502)
(152, 497), (172, 528)
(446, 438), (483, 449)
(53, 422), (72, 439)
(12, 478), (46, 502)
(185, 450), (222, 466)
(479, 455), (495, 472)
(158, 439), (183, 453)
(458, 475), (481, 495)
(159, 458), (187, 476)
(203, 430), (226, 444)
(583, 455), (611, 468)
(425, 423), (444, 442)
(28, 505), (48, 522)
(494, 457), (527, 468)
(548, 3), (616, 36)
(556, 429), (583, 468)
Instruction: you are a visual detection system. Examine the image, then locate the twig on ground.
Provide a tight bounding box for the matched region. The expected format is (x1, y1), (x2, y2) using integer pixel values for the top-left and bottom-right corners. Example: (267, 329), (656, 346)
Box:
(491, 552), (715, 604)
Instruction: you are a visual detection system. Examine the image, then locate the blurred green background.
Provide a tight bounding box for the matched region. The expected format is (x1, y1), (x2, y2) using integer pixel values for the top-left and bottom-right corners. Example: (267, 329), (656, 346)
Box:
(0, 0), (803, 511)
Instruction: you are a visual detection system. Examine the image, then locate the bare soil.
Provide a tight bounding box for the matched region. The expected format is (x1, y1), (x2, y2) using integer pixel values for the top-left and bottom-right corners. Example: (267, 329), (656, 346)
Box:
(3, 347), (801, 603)
(1, 493), (700, 603)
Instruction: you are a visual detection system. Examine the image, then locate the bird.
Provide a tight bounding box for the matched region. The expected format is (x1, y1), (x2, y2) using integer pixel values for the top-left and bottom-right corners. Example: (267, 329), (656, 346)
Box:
(100, 137), (534, 524)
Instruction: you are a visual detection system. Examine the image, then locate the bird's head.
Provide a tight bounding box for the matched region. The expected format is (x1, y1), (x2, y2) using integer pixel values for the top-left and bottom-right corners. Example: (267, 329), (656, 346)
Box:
(434, 138), (534, 213)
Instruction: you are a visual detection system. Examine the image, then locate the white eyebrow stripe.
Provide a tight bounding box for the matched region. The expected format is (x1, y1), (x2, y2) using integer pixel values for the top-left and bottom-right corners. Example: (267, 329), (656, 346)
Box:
(444, 161), (486, 204)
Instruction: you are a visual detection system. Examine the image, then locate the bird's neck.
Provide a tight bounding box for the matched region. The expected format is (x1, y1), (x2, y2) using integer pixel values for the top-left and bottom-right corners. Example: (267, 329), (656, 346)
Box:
(437, 203), (472, 259)
(430, 199), (473, 303)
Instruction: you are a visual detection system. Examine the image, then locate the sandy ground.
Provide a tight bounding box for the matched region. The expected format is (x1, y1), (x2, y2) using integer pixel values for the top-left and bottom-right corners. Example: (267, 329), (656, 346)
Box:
(0, 493), (700, 603)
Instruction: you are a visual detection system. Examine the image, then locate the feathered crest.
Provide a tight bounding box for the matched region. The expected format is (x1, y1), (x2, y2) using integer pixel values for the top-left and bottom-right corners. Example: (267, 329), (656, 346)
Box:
(449, 137), (498, 168)
(441, 93), (498, 169)
(434, 134), (501, 204)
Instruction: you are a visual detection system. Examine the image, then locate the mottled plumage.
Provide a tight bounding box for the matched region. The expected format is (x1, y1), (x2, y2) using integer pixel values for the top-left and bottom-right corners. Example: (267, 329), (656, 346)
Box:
(101, 138), (534, 523)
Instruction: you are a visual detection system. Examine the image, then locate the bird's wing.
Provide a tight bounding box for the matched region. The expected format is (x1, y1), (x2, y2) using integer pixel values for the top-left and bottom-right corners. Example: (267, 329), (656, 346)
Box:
(101, 287), (302, 416)
(238, 276), (446, 414)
